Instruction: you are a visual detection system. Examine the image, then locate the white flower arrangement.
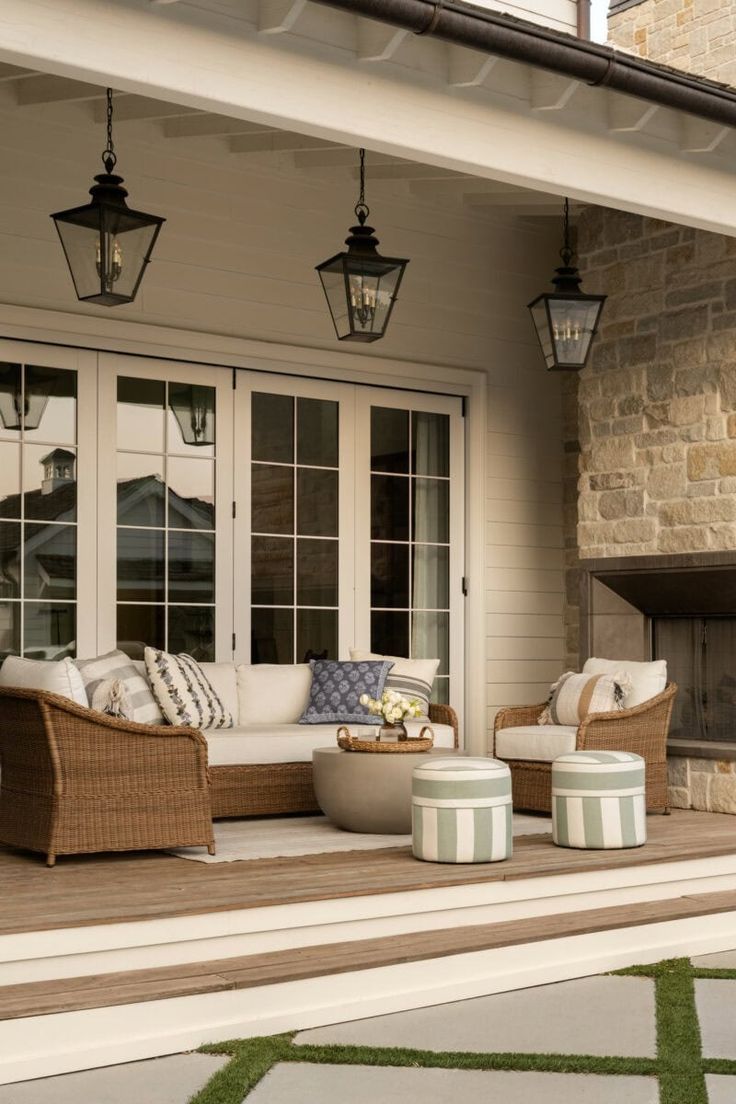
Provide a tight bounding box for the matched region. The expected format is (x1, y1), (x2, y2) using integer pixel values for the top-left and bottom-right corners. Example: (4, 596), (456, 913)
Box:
(359, 689), (422, 725)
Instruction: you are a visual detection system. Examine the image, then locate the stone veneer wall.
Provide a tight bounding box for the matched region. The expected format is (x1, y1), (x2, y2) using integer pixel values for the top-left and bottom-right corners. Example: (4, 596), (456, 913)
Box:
(609, 0), (736, 85)
(564, 210), (736, 812)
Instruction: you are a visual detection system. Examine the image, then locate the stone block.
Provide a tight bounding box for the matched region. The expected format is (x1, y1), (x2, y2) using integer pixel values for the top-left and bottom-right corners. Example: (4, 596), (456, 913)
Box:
(613, 518), (656, 543)
(672, 339), (707, 370)
(689, 770), (712, 811)
(688, 758), (719, 775)
(706, 415), (727, 440)
(667, 757), (689, 788)
(599, 490), (627, 520)
(727, 413), (736, 438)
(708, 774), (736, 814)
(589, 437), (636, 473)
(618, 334), (658, 368)
(668, 785), (691, 810)
(707, 524), (736, 550)
(589, 471), (637, 491)
(709, 332), (736, 364)
(662, 443), (686, 463)
(625, 490), (645, 515)
(635, 429), (678, 448)
(687, 480), (718, 497)
(657, 526), (710, 553)
(660, 497), (736, 526)
(590, 341), (619, 373)
(647, 463), (687, 499)
(669, 395), (704, 425)
(665, 280), (723, 309)
(674, 364), (716, 395)
(688, 441), (736, 480)
(679, 424), (705, 443)
(645, 401), (670, 427)
(618, 395), (645, 416)
(720, 477), (736, 493)
(659, 305), (710, 343)
(718, 367), (736, 410)
(612, 415), (646, 436)
(716, 761), (734, 774)
(589, 397), (617, 421)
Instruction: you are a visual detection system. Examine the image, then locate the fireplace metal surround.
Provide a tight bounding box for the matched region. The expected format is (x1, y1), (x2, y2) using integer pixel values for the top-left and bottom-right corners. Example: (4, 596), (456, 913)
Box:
(580, 551), (736, 760)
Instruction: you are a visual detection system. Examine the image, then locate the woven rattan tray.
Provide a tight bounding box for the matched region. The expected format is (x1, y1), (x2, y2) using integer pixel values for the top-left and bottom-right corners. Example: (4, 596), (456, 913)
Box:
(336, 725), (434, 753)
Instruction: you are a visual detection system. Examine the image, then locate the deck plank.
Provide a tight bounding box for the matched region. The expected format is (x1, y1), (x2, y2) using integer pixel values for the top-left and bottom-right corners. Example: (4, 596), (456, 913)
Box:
(0, 810), (735, 935)
(2, 886), (736, 1020)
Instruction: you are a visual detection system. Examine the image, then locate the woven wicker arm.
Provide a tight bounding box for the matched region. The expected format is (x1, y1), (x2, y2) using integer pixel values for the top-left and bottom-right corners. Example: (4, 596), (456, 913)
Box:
(0, 687), (214, 865)
(429, 703), (459, 748)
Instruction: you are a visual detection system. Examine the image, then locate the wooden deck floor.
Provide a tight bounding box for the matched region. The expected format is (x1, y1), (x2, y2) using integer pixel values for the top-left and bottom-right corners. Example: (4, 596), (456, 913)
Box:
(1, 808), (735, 935)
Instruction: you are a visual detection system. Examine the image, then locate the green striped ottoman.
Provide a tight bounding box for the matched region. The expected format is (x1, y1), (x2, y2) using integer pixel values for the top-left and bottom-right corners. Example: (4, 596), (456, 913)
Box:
(411, 757), (512, 863)
(552, 751), (646, 850)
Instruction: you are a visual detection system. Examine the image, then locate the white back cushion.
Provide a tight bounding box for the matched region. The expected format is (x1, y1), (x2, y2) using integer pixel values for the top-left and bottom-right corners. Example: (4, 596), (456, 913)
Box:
(199, 663), (239, 723)
(0, 655), (87, 705)
(583, 657), (667, 708)
(236, 664), (312, 725)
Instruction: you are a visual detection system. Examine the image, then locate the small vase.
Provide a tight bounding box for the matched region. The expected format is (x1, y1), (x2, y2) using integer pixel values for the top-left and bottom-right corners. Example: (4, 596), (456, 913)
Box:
(379, 721), (408, 742)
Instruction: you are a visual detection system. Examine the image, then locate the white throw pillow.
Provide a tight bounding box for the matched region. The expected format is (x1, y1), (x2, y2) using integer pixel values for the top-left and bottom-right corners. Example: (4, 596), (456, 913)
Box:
(75, 649), (164, 724)
(583, 657), (667, 708)
(0, 655), (87, 705)
(349, 649), (439, 717)
(236, 664), (312, 725)
(199, 662), (239, 723)
(145, 648), (233, 730)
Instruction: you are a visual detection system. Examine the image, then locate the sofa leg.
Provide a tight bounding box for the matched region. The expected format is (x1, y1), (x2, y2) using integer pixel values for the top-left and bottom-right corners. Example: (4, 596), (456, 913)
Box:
(46, 853), (56, 867)
(208, 843), (216, 856)
(662, 805), (671, 816)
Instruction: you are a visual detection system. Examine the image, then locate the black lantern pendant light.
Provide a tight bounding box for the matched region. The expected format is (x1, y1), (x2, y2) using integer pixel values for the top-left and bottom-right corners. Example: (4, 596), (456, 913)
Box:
(51, 89), (165, 307)
(316, 149), (409, 342)
(528, 198), (606, 371)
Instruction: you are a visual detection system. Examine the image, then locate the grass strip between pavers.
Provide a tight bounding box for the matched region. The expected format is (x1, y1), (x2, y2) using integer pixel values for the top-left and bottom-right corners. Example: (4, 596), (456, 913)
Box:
(190, 956), (732, 1103)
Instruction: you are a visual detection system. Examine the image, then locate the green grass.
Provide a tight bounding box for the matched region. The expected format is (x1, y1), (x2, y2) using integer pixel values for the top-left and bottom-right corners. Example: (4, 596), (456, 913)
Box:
(188, 957), (736, 1103)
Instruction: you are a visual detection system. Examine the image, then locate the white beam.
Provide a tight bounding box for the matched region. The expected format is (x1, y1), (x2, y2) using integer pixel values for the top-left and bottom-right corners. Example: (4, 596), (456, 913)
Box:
(258, 0), (308, 35)
(2, 0), (736, 236)
(680, 117), (731, 154)
(292, 148), (402, 169)
(14, 74), (100, 105)
(530, 72), (580, 112)
(356, 18), (409, 63)
(607, 93), (660, 133)
(447, 46), (499, 88)
(352, 163), (466, 180)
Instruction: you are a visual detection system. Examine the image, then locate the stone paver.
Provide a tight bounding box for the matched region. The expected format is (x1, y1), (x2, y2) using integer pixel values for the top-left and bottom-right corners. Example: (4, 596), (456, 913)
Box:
(691, 950), (736, 969)
(295, 975), (656, 1057)
(695, 979), (736, 1059)
(705, 1073), (736, 1104)
(247, 1063), (658, 1103)
(0, 1053), (228, 1104)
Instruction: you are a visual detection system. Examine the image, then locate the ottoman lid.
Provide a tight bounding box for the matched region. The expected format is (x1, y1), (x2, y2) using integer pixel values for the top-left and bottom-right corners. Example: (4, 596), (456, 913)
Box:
(413, 756), (509, 778)
(553, 751), (644, 769)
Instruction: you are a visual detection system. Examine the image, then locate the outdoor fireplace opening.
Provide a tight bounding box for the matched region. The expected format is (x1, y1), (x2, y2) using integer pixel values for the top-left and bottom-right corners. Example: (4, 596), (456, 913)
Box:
(582, 554), (736, 751)
(653, 618), (736, 744)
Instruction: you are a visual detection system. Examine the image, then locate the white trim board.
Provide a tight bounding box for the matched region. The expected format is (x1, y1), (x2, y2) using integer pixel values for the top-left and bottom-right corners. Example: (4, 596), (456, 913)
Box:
(4, 852), (736, 987)
(2, 910), (736, 1085)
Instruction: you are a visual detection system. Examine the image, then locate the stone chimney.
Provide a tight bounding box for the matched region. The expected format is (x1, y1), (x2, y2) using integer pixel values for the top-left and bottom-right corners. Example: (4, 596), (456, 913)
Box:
(608, 0), (736, 85)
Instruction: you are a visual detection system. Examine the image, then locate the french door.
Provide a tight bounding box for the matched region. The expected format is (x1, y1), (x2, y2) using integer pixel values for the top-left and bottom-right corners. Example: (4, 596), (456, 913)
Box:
(97, 355), (464, 711)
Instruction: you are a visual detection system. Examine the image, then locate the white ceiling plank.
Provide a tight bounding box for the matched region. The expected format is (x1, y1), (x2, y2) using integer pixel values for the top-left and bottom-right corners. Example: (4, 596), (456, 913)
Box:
(607, 94), (660, 133)
(92, 95), (200, 122)
(447, 45), (499, 88)
(410, 177), (531, 198)
(257, 0), (308, 34)
(229, 130), (343, 153)
(356, 18), (410, 63)
(292, 148), (402, 169)
(680, 117), (731, 154)
(0, 62), (35, 81)
(530, 72), (580, 112)
(162, 115), (274, 138)
(465, 190), (574, 208)
(353, 163), (467, 180)
(14, 74), (101, 105)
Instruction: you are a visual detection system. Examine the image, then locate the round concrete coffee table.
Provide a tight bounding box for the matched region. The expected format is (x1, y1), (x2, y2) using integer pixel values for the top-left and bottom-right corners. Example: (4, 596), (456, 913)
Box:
(312, 746), (462, 834)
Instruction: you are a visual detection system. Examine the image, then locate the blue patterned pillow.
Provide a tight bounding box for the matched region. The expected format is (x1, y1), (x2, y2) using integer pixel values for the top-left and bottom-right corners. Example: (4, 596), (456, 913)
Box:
(299, 659), (393, 725)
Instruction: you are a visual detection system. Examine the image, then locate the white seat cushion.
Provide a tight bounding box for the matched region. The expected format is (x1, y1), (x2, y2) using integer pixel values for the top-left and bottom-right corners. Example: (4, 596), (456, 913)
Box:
(583, 657), (667, 708)
(204, 721), (456, 767)
(495, 724), (578, 763)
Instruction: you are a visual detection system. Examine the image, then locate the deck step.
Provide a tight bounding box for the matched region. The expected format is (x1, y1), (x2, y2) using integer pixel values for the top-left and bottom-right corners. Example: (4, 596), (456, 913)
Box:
(3, 886), (736, 1020)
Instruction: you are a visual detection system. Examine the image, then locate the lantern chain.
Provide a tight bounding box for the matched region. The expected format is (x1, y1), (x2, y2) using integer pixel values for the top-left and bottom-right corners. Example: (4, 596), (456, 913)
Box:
(355, 147), (369, 225)
(560, 196), (574, 268)
(102, 87), (117, 174)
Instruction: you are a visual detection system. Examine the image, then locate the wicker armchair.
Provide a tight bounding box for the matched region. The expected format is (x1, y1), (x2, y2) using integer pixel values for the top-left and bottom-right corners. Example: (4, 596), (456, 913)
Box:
(0, 687), (215, 866)
(493, 683), (677, 815)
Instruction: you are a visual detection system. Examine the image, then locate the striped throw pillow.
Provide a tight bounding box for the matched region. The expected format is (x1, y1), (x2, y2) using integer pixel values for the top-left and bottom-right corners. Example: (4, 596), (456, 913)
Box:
(539, 670), (631, 727)
(144, 648), (233, 730)
(349, 650), (439, 718)
(75, 649), (164, 725)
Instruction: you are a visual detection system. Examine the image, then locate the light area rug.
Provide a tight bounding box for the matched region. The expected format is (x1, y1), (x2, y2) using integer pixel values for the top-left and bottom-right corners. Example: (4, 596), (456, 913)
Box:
(169, 813), (552, 864)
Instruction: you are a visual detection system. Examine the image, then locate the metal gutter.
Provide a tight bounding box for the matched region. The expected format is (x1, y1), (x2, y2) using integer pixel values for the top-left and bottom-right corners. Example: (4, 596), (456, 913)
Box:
(311, 0), (736, 130)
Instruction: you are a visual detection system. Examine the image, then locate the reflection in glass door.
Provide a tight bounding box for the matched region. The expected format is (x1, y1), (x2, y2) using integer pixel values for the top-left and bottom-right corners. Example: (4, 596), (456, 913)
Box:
(250, 392), (340, 663)
(369, 406), (453, 703)
(0, 360), (79, 659)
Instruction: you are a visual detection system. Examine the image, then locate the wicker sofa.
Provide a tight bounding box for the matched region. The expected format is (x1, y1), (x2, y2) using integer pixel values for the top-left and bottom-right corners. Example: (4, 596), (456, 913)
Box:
(493, 682), (677, 815)
(0, 662), (458, 864)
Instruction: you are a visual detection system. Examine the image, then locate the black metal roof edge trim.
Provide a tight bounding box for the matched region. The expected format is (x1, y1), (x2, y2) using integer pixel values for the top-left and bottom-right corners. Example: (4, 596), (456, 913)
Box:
(311, 0), (736, 130)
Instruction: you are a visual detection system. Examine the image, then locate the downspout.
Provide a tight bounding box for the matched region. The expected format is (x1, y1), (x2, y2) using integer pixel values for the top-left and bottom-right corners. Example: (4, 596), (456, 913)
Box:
(577, 0), (591, 40)
(311, 0), (736, 130)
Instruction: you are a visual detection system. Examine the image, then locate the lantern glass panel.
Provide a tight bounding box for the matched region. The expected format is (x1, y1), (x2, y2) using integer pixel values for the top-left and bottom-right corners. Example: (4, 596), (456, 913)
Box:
(317, 259), (351, 339)
(529, 299), (555, 370)
(53, 203), (162, 305)
(345, 256), (402, 340)
(548, 297), (602, 368)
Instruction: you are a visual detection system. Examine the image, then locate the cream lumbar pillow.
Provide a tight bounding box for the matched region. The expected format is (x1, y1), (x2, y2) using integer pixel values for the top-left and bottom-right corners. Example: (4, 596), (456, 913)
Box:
(349, 649), (439, 718)
(0, 655), (88, 706)
(538, 670), (631, 727)
(145, 647), (233, 730)
(236, 663), (312, 726)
